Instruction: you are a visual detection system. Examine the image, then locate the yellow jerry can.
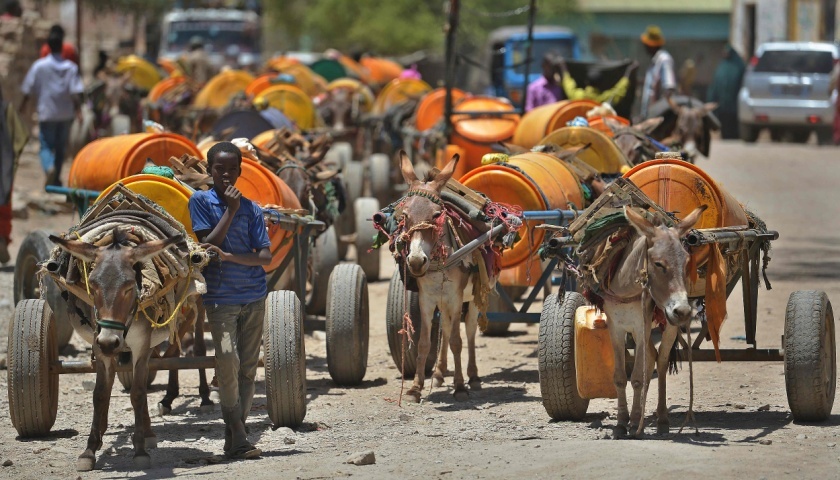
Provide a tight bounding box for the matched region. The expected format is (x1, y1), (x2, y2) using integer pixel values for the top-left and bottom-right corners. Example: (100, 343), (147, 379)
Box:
(574, 305), (617, 399)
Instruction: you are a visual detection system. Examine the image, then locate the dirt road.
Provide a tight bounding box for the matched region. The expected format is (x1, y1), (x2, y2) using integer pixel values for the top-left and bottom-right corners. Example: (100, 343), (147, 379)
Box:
(1, 140), (840, 479)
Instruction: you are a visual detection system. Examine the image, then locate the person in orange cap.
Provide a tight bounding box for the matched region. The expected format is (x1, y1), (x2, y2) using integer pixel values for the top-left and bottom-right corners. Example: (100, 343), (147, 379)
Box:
(639, 25), (676, 118)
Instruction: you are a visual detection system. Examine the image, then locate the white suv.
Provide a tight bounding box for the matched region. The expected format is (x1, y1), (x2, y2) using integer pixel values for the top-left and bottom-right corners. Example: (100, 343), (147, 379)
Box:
(738, 42), (837, 144)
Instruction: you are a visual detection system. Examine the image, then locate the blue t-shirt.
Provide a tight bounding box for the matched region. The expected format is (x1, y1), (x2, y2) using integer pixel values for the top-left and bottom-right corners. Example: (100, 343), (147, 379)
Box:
(188, 188), (271, 305)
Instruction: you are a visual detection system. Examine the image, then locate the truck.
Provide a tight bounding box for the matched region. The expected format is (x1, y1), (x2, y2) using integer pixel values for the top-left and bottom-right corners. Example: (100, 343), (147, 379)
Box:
(157, 8), (262, 71)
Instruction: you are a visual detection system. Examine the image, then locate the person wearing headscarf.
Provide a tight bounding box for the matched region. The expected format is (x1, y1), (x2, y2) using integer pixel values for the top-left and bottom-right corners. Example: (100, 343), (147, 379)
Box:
(707, 44), (746, 139)
(0, 87), (30, 263)
(639, 25), (676, 118)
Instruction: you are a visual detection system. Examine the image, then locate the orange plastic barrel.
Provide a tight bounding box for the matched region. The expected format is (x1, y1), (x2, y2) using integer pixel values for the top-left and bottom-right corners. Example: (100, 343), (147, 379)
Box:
(265, 56), (300, 72)
(235, 158), (303, 273)
(147, 76), (187, 103)
(96, 174), (197, 241)
(415, 88), (469, 131)
(451, 97), (520, 174)
(245, 73), (281, 98)
(69, 133), (202, 192)
(360, 57), (404, 86)
(624, 159), (748, 293)
(460, 152), (584, 269)
(588, 115), (630, 138)
(512, 99), (599, 149)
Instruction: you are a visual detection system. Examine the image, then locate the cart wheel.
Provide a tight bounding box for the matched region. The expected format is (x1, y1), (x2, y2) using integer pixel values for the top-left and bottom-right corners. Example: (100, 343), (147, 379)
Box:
(354, 197), (381, 281)
(385, 270), (439, 376)
(482, 288), (514, 337)
(335, 161), (365, 260)
(784, 290), (836, 422)
(343, 161), (365, 205)
(327, 141), (353, 170)
(13, 230), (74, 348)
(306, 226), (340, 315)
(116, 352), (158, 391)
(538, 292), (589, 421)
(368, 153), (392, 203)
(325, 264), (369, 385)
(8, 299), (59, 437)
(264, 290), (307, 428)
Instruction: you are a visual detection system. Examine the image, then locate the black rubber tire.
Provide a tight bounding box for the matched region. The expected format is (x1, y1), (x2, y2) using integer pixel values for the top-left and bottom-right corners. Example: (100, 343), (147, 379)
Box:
(790, 130), (811, 144)
(784, 290), (836, 422)
(538, 292), (589, 421)
(368, 153), (392, 204)
(306, 226), (340, 315)
(325, 264), (369, 385)
(354, 197), (381, 281)
(817, 129), (835, 146)
(739, 123), (759, 143)
(116, 353), (158, 391)
(13, 230), (73, 348)
(8, 299), (59, 437)
(264, 290), (307, 428)
(482, 290), (513, 336)
(385, 270), (439, 376)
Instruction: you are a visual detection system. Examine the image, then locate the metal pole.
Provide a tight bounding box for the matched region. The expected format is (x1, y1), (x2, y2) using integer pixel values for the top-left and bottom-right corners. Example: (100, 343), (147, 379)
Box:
(519, 0), (537, 114)
(443, 0), (460, 145)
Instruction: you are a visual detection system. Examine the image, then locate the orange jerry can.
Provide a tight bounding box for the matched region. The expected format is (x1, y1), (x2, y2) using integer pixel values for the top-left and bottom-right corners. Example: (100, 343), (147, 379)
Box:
(574, 306), (617, 399)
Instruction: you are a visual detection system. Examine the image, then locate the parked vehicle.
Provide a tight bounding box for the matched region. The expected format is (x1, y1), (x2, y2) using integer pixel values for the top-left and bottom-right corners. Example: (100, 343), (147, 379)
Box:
(738, 41), (838, 144)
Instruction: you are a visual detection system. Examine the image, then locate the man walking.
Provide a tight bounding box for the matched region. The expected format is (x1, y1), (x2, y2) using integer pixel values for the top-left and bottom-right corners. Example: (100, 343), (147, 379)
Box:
(20, 25), (84, 186)
(639, 25), (676, 119)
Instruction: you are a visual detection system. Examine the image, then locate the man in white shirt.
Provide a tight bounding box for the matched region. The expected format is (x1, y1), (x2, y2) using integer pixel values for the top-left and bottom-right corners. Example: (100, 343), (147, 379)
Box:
(20, 26), (84, 187)
(639, 25), (676, 119)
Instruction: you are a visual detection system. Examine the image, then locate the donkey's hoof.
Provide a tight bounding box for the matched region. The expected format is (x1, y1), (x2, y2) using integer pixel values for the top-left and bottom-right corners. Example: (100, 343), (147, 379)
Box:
(76, 453), (96, 472)
(199, 402), (216, 414)
(468, 377), (482, 390)
(656, 423), (670, 435)
(453, 388), (470, 402)
(145, 436), (158, 450)
(432, 376), (445, 388)
(629, 427), (645, 439)
(157, 402), (172, 417)
(612, 425), (628, 440)
(404, 390), (421, 403)
(133, 454), (151, 469)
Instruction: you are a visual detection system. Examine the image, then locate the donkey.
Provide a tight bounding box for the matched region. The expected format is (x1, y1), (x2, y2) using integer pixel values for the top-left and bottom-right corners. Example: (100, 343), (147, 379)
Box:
(396, 151), (483, 402)
(597, 205), (705, 438)
(50, 229), (193, 471)
(658, 97), (718, 162)
(606, 117), (666, 166)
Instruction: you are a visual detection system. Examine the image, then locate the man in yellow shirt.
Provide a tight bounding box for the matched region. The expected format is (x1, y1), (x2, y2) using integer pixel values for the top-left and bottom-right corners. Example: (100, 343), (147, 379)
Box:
(557, 58), (637, 104)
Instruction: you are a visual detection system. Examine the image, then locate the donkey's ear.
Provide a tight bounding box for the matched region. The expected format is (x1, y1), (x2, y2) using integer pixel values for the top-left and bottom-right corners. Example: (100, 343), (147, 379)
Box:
(624, 207), (658, 239)
(399, 150), (418, 184)
(429, 154), (459, 191)
(603, 117), (625, 134)
(634, 116), (664, 135)
(50, 235), (98, 263)
(677, 205), (708, 237)
(130, 236), (182, 265)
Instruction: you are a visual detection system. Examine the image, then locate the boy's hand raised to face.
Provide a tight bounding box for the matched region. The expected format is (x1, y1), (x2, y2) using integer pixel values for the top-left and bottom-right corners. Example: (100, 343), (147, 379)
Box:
(224, 186), (242, 213)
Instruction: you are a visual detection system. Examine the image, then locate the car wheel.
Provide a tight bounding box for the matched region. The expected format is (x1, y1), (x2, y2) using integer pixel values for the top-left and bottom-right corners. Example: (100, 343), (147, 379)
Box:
(790, 130), (811, 144)
(817, 129), (835, 146)
(739, 123), (759, 143)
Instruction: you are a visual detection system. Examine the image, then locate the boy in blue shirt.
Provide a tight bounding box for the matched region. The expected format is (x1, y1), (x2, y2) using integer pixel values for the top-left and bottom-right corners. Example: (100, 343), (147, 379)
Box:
(189, 141), (271, 459)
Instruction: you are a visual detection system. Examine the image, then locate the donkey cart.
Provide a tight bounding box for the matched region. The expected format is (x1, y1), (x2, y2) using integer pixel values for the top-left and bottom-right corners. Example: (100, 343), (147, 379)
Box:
(536, 175), (836, 424)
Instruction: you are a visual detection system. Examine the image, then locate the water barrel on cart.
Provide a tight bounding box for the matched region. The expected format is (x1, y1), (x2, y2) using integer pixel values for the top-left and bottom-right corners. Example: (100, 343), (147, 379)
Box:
(193, 70), (255, 109)
(254, 84), (317, 130)
(623, 159), (748, 295)
(360, 57), (404, 89)
(512, 99), (599, 149)
(460, 152), (584, 270)
(69, 133), (202, 192)
(371, 78), (431, 115)
(539, 126), (632, 176)
(450, 96), (520, 178)
(414, 87), (469, 132)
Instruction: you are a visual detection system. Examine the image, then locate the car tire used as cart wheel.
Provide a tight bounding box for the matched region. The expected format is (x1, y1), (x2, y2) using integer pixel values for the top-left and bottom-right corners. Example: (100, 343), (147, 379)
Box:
(326, 264), (369, 385)
(306, 226), (340, 315)
(538, 292), (589, 421)
(343, 161), (365, 205)
(385, 270), (439, 376)
(368, 153), (392, 204)
(13, 230), (74, 348)
(264, 290), (307, 428)
(784, 290), (836, 422)
(116, 352), (158, 391)
(8, 299), (59, 437)
(354, 197), (381, 281)
(327, 141), (353, 170)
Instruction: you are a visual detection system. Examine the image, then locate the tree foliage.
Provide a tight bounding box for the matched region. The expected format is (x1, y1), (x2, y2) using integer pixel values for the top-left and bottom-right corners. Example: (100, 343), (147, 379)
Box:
(266, 0), (577, 55)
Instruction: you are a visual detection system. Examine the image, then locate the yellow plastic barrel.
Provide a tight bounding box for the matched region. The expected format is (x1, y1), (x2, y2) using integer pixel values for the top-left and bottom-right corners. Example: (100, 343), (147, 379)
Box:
(575, 306), (617, 399)
(193, 70), (255, 109)
(371, 78), (432, 115)
(254, 84), (317, 130)
(512, 99), (599, 149)
(235, 158), (303, 273)
(147, 76), (188, 103)
(459, 152), (584, 269)
(624, 159), (749, 285)
(265, 55), (300, 72)
(96, 175), (197, 241)
(69, 133), (202, 192)
(276, 63), (328, 97)
(415, 87), (469, 131)
(451, 97), (520, 174)
(326, 78), (375, 113)
(115, 55), (162, 91)
(539, 126), (632, 175)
